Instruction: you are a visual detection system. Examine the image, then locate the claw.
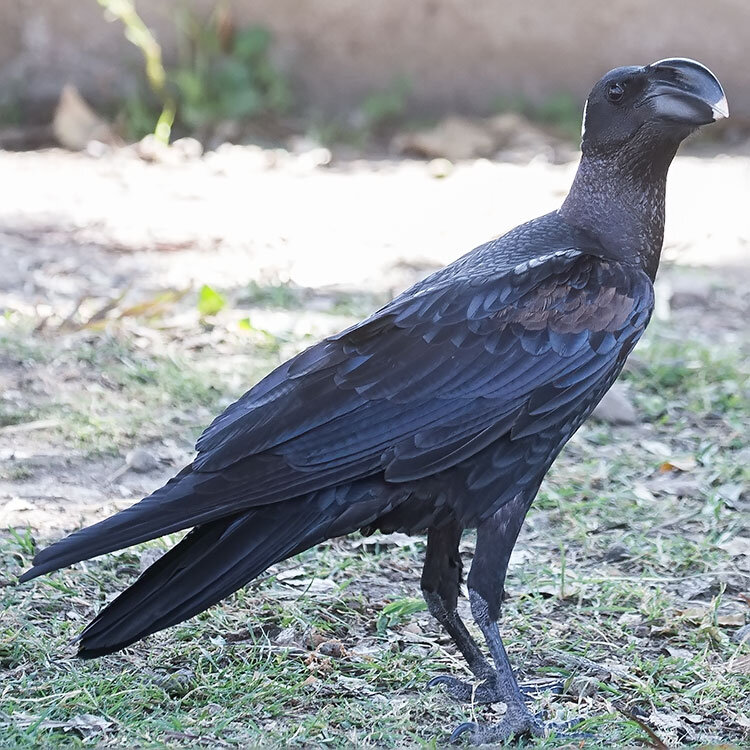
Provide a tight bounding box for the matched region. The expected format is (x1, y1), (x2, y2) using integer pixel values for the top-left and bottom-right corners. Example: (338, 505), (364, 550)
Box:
(426, 675), (453, 689)
(519, 677), (565, 698)
(449, 722), (477, 744)
(447, 705), (586, 745)
(544, 717), (593, 739)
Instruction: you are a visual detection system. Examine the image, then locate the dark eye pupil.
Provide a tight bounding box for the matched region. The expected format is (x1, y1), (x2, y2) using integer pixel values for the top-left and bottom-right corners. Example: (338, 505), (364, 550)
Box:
(608, 83), (625, 102)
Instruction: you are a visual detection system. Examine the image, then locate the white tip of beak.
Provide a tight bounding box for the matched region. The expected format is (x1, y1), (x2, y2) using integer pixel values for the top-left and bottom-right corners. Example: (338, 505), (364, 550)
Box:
(712, 94), (729, 120)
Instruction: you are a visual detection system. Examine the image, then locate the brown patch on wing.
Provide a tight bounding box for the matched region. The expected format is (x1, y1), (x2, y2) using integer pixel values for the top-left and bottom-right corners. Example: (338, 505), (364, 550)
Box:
(493, 265), (635, 335)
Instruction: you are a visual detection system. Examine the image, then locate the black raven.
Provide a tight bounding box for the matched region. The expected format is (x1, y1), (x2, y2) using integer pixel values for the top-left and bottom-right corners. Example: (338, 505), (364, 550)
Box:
(20, 58), (727, 743)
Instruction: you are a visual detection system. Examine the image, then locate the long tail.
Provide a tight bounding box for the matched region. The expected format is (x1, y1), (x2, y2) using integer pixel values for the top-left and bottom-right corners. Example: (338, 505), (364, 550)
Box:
(19, 464), (201, 583)
(76, 499), (325, 658)
(20, 472), (406, 658)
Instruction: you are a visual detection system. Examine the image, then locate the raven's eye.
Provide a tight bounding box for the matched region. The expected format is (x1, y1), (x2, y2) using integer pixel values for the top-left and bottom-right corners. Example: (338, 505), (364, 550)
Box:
(607, 82), (625, 103)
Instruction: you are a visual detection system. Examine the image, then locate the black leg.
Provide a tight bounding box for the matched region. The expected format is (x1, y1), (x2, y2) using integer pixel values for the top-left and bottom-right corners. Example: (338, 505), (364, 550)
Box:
(422, 512), (563, 707)
(451, 495), (542, 744)
(421, 520), (496, 694)
(467, 495), (529, 697)
(449, 494), (583, 745)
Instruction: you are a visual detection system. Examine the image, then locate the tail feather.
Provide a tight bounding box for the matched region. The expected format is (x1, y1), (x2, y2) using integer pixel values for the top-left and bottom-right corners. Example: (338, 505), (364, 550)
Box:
(19, 465), (201, 583)
(77, 500), (325, 658)
(19, 472), (409, 658)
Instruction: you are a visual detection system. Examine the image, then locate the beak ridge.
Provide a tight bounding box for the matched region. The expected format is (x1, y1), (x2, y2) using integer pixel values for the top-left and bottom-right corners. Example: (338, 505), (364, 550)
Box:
(646, 57), (728, 125)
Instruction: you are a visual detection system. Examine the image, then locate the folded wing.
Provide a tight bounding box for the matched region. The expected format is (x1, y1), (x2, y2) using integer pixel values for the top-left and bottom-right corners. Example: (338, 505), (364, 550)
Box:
(21, 250), (653, 580)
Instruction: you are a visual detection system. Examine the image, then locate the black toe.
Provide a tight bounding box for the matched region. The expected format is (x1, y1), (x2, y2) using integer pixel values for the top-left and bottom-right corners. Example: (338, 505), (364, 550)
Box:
(519, 677), (565, 698)
(449, 722), (477, 744)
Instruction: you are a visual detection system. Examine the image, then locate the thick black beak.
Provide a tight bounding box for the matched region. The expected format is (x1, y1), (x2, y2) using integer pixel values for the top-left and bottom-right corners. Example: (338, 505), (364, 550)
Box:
(643, 58), (728, 126)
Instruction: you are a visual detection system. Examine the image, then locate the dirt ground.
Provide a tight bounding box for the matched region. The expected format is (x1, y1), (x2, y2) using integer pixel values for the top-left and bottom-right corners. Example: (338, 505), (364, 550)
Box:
(1, 142), (749, 747)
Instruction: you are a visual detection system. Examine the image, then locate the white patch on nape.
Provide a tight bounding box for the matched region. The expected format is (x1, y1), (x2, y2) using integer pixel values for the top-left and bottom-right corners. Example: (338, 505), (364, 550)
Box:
(580, 99), (589, 139)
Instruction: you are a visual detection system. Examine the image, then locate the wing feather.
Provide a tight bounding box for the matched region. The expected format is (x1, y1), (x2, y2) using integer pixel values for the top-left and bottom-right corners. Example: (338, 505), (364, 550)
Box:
(59, 252), (655, 538)
(193, 251), (652, 487)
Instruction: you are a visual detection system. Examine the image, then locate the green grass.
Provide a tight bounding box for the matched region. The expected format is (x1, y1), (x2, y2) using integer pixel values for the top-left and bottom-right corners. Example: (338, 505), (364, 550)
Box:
(1, 276), (749, 747)
(240, 279), (387, 318)
(0, 326), (266, 457)
(56, 336), (230, 454)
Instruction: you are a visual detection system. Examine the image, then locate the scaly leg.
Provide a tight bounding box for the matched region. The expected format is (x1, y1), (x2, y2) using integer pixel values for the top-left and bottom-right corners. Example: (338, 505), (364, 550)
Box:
(448, 495), (580, 745)
(421, 516), (561, 706)
(421, 520), (496, 698)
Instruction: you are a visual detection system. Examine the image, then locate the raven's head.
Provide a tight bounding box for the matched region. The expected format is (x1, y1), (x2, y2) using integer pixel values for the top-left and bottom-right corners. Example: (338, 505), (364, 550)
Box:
(562, 58), (727, 277)
(581, 58), (728, 154)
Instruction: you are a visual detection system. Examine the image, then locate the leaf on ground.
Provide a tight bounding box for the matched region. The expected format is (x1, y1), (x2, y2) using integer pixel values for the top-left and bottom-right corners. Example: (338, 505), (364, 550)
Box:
(336, 675), (377, 696)
(650, 623), (678, 637)
(376, 597), (427, 634)
(118, 289), (188, 319)
(664, 645), (694, 660)
(197, 285), (227, 316)
(676, 606), (746, 627)
(5, 713), (114, 736)
(717, 613), (746, 627)
(677, 606), (710, 623)
(659, 455), (697, 472)
(682, 713), (705, 724)
(633, 483), (656, 502)
(649, 709), (687, 733)
(641, 440), (672, 456)
(716, 483), (744, 503)
(349, 532), (419, 549)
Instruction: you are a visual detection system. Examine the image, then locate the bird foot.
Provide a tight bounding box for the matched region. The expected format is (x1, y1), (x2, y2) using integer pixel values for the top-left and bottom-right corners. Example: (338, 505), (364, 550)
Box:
(449, 706), (586, 745)
(427, 674), (564, 704)
(449, 704), (545, 745)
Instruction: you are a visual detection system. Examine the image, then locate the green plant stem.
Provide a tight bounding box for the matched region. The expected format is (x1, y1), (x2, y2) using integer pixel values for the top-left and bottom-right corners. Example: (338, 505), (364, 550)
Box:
(97, 0), (175, 142)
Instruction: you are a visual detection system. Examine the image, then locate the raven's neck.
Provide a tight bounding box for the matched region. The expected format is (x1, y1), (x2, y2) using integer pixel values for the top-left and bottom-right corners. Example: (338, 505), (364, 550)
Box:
(559, 135), (681, 280)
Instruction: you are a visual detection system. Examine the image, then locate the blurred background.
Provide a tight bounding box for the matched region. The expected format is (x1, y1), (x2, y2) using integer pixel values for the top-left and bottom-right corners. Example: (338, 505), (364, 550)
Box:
(1, 2), (748, 748)
(3, 0), (750, 129)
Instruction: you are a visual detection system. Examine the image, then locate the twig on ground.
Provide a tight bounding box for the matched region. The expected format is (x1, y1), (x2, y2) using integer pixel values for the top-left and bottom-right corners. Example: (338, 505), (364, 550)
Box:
(613, 702), (670, 750)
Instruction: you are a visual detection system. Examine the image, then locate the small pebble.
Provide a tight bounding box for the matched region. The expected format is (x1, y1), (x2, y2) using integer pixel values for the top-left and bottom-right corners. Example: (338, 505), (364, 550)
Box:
(604, 542), (629, 562)
(171, 137), (204, 160)
(591, 384), (638, 425)
(317, 640), (345, 658)
(126, 447), (159, 473)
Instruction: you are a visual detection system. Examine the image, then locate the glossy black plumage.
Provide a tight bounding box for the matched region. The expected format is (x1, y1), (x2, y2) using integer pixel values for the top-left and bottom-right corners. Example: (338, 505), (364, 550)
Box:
(21, 217), (652, 582)
(20, 57), (727, 744)
(23, 215), (653, 661)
